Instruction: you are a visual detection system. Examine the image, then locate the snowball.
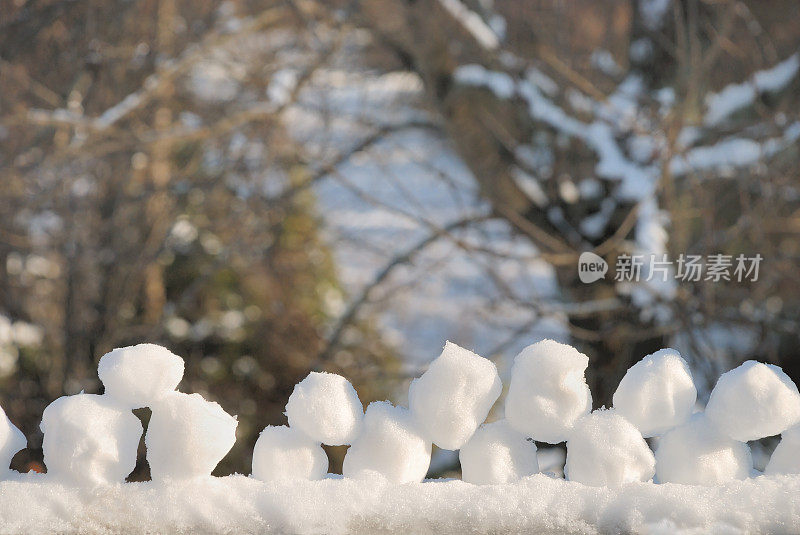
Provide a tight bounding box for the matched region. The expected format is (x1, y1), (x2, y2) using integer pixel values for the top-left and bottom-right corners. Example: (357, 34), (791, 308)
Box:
(98, 344), (184, 409)
(146, 392), (237, 481)
(765, 424), (800, 475)
(565, 409), (654, 487)
(459, 419), (538, 485)
(251, 425), (328, 482)
(40, 394), (142, 485)
(612, 348), (696, 437)
(705, 360), (800, 441)
(285, 372), (363, 446)
(654, 413), (752, 485)
(505, 339), (592, 443)
(342, 401), (431, 484)
(1, 404), (26, 477)
(408, 342), (502, 450)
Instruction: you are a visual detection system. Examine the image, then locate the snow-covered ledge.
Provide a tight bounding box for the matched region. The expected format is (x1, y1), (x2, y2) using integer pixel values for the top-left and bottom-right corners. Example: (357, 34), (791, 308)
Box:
(2, 341), (800, 534)
(1, 474), (800, 533)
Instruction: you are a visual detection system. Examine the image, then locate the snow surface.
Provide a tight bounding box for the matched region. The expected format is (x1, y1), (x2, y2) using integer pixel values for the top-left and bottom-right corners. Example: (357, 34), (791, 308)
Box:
(612, 348), (696, 437)
(285, 372), (363, 446)
(505, 339), (592, 444)
(40, 394), (141, 486)
(766, 424), (800, 476)
(654, 413), (752, 486)
(408, 341), (502, 450)
(342, 401), (431, 484)
(146, 392), (238, 482)
(565, 410), (655, 488)
(97, 344), (184, 409)
(252, 426), (328, 482)
(1, 472), (800, 534)
(458, 419), (538, 485)
(705, 360), (800, 442)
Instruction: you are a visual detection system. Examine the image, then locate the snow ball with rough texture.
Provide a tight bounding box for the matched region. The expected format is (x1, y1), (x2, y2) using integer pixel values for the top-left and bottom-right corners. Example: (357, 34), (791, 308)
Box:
(285, 372), (363, 446)
(565, 409), (654, 487)
(342, 401), (431, 484)
(0, 404), (26, 477)
(655, 413), (752, 485)
(612, 348), (696, 437)
(459, 419), (538, 485)
(705, 360), (800, 442)
(251, 425), (328, 482)
(146, 392), (237, 481)
(408, 342), (502, 450)
(505, 339), (592, 443)
(98, 344), (184, 409)
(765, 424), (800, 475)
(40, 394), (142, 485)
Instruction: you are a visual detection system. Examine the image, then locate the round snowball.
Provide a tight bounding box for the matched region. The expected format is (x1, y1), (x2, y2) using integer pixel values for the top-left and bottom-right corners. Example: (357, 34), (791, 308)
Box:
(765, 424), (800, 475)
(705, 360), (800, 442)
(252, 425), (328, 481)
(459, 419), (538, 485)
(342, 401), (431, 484)
(1, 404), (26, 477)
(40, 394), (142, 485)
(98, 344), (184, 409)
(285, 372), (363, 446)
(565, 409), (654, 487)
(655, 413), (752, 485)
(505, 339), (592, 444)
(613, 348), (696, 437)
(146, 392), (237, 481)
(409, 342), (502, 450)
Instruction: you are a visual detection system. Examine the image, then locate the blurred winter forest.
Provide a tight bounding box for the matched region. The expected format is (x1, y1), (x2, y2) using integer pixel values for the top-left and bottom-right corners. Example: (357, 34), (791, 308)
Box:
(1, 0), (799, 478)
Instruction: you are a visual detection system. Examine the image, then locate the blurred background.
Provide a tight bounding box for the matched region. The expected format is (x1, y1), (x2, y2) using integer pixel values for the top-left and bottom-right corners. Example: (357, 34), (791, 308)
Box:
(1, 0), (798, 479)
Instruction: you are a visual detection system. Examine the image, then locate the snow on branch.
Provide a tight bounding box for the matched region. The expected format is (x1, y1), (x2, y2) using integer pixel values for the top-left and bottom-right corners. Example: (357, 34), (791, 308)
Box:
(704, 52), (799, 127)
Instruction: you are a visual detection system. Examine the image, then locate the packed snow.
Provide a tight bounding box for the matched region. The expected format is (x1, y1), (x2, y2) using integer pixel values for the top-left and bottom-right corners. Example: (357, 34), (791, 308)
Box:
(97, 343), (184, 409)
(40, 394), (142, 486)
(765, 423), (800, 475)
(654, 413), (752, 485)
(252, 426), (328, 482)
(459, 419), (538, 485)
(565, 409), (655, 487)
(2, 339), (800, 532)
(145, 392), (238, 482)
(342, 401), (431, 484)
(408, 341), (502, 450)
(705, 360), (800, 442)
(612, 348), (696, 437)
(285, 372), (363, 446)
(504, 339), (592, 443)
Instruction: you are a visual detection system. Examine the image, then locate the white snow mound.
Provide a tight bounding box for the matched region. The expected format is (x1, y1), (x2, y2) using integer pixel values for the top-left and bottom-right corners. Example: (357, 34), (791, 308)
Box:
(612, 348), (696, 437)
(98, 344), (184, 409)
(505, 339), (592, 443)
(285, 372), (363, 446)
(409, 341), (502, 450)
(343, 401), (431, 484)
(565, 409), (655, 487)
(252, 425), (328, 482)
(459, 419), (538, 485)
(654, 413), (752, 485)
(40, 394), (142, 486)
(705, 360), (800, 441)
(146, 392), (237, 481)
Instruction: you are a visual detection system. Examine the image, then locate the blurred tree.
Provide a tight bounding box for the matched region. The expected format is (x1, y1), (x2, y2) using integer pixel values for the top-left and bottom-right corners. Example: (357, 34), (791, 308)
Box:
(0, 0), (400, 477)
